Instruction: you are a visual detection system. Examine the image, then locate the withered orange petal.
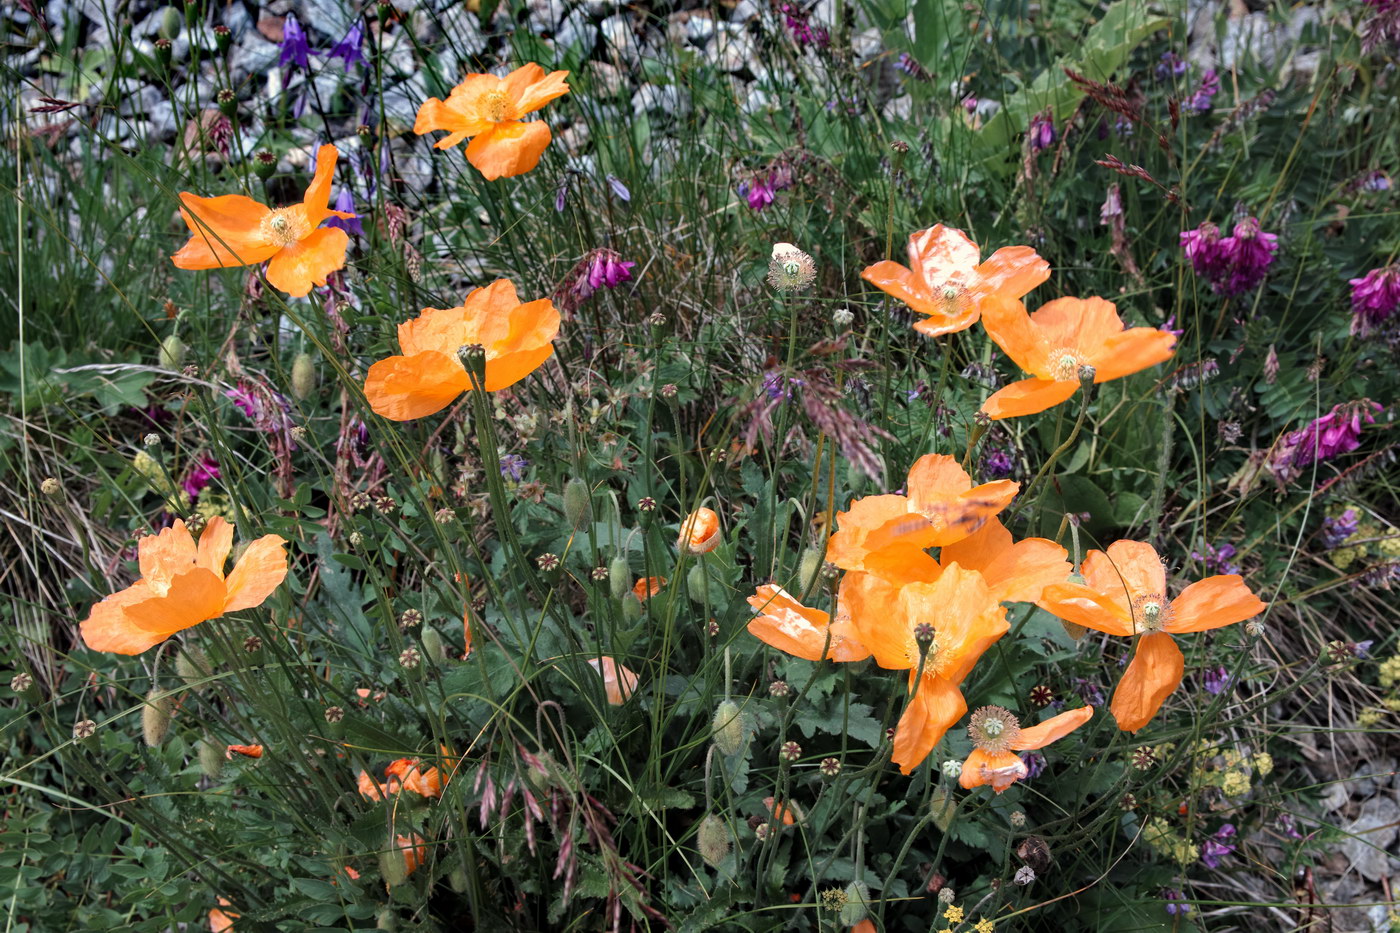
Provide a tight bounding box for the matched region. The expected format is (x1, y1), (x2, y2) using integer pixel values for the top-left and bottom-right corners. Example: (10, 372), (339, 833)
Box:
(907, 224), (980, 290)
(196, 515), (234, 579)
(978, 294), (1044, 374)
(123, 568), (228, 640)
(223, 535), (289, 612)
(264, 226), (349, 297)
(502, 63), (571, 114)
(81, 584), (160, 655)
(1014, 705), (1093, 750)
(139, 519), (198, 588)
(1110, 632), (1183, 732)
(1038, 582), (1134, 636)
(1094, 540), (1167, 604)
(975, 245), (1050, 301)
(892, 673), (966, 775)
(172, 193), (277, 270)
(365, 351), (473, 421)
(1092, 327), (1177, 382)
(1167, 575), (1266, 633)
(464, 121), (553, 180)
(300, 144), (340, 227)
(959, 748), (1027, 792)
(980, 378), (1078, 420)
(860, 260), (935, 316)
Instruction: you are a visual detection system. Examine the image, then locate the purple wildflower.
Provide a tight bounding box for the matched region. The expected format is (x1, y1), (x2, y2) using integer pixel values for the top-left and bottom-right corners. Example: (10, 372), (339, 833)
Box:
(326, 20), (365, 70)
(1202, 666), (1231, 695)
(1191, 542), (1240, 575)
(499, 454), (529, 482)
(1159, 315), (1185, 340)
(1028, 111), (1056, 152)
(1200, 824), (1236, 869)
(1180, 222), (1228, 281)
(984, 448), (1016, 478)
(780, 2), (829, 48)
(1270, 400), (1383, 481)
(1183, 69), (1219, 115)
(585, 250), (635, 291)
(225, 384), (260, 419)
(554, 175), (570, 212)
(278, 12), (314, 72)
(1361, 170), (1392, 192)
(1348, 265), (1400, 336)
(1074, 678), (1106, 706)
(182, 455), (220, 500)
(743, 178), (776, 211)
(1321, 508), (1360, 548)
(1162, 889), (1192, 915)
(1275, 813), (1304, 840)
(605, 174), (631, 202)
(1019, 751), (1046, 780)
(1218, 217), (1278, 295)
(324, 189), (363, 236)
(762, 371), (794, 401)
(1155, 52), (1187, 81)
(1360, 0), (1400, 52)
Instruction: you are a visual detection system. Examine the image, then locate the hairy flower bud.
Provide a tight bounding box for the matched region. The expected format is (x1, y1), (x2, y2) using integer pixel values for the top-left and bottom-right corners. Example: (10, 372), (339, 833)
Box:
(421, 626), (445, 663)
(175, 645), (211, 691)
(158, 334), (186, 370)
(797, 548), (825, 593)
(697, 814), (731, 867)
(608, 556), (632, 599)
(156, 6), (182, 39)
(199, 738), (224, 779)
(142, 688), (174, 747)
(562, 478), (593, 531)
(711, 700), (749, 756)
(291, 352), (317, 399)
(839, 882), (871, 925)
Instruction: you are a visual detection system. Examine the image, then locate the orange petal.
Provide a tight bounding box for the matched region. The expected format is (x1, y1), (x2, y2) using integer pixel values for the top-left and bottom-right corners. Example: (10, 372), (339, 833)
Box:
(1038, 583), (1134, 636)
(483, 298), (561, 389)
(357, 769), (397, 800)
(171, 193), (277, 270)
(911, 309), (980, 338)
(958, 748), (1027, 792)
(502, 63), (571, 114)
(225, 743), (264, 759)
(980, 378), (1079, 420)
(1092, 327), (1177, 382)
(892, 673), (967, 775)
(122, 568), (228, 643)
(679, 507), (722, 554)
(223, 535), (289, 612)
(918, 564), (1009, 683)
(975, 245), (1050, 301)
(941, 518), (1070, 604)
(397, 304), (473, 357)
(587, 656), (637, 705)
(852, 921), (877, 933)
(364, 351), (473, 421)
(462, 609), (474, 659)
(826, 493), (940, 579)
(1167, 575), (1266, 633)
(746, 584), (869, 661)
(264, 226), (349, 297)
(210, 899), (239, 933)
(906, 224), (980, 292)
(860, 260), (936, 318)
(1029, 295), (1124, 358)
(1014, 705), (1093, 750)
(1088, 541), (1167, 605)
(139, 520), (198, 589)
(196, 515), (234, 579)
(907, 454), (1018, 546)
(413, 96), (478, 148)
(1110, 632), (1183, 732)
(300, 144), (340, 227)
(838, 571), (911, 669)
(81, 583), (163, 655)
(464, 121), (553, 180)
(978, 294), (1045, 375)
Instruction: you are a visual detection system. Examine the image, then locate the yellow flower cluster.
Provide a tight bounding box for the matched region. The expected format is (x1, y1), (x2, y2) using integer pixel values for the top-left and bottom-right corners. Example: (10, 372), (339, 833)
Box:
(131, 451), (191, 512)
(1328, 502), (1400, 569)
(1358, 707), (1386, 728)
(1186, 739), (1273, 799)
(1143, 818), (1200, 864)
(1379, 655), (1400, 690)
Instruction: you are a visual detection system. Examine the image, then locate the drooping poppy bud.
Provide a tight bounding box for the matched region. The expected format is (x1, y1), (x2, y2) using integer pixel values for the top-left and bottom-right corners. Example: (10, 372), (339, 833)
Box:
(711, 700), (749, 756)
(697, 814), (731, 867)
(142, 689), (173, 747)
(291, 352), (317, 399)
(678, 507), (721, 555)
(608, 556), (632, 599)
(158, 334), (186, 369)
(562, 478), (592, 530)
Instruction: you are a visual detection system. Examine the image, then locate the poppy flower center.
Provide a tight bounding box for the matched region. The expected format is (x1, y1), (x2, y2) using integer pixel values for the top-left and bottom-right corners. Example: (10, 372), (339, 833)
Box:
(968, 705), (1021, 754)
(481, 89), (513, 123)
(1131, 594), (1172, 633)
(262, 208), (310, 246)
(1050, 348), (1081, 381)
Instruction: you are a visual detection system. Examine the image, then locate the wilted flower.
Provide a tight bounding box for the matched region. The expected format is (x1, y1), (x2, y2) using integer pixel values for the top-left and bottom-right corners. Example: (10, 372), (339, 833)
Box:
(225, 744), (264, 759)
(959, 705), (1093, 792)
(678, 507), (722, 555)
(768, 242), (816, 291)
(1348, 265), (1400, 336)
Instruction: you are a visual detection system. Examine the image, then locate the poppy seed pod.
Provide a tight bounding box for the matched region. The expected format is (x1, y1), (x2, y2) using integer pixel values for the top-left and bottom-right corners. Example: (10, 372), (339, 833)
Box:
(198, 738), (224, 779)
(142, 689), (174, 747)
(608, 556), (632, 599)
(175, 645), (211, 691)
(156, 6), (182, 39)
(697, 814), (731, 868)
(421, 626), (445, 663)
(291, 352), (317, 399)
(158, 334), (186, 369)
(839, 882), (871, 925)
(678, 507), (721, 555)
(797, 548), (825, 593)
(379, 848), (408, 888)
(711, 700), (749, 756)
(562, 478), (593, 531)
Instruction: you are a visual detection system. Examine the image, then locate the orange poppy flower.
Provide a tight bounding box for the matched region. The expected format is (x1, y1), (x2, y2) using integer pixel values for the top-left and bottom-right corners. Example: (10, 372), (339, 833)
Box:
(762, 796), (800, 826)
(414, 63), (571, 180)
(632, 576), (665, 601)
(81, 517), (288, 655)
(826, 455), (1019, 581)
(225, 744), (263, 759)
(363, 278), (561, 421)
(959, 704), (1094, 792)
(397, 833), (430, 876)
(745, 584), (869, 662)
(586, 656), (638, 705)
(852, 921), (877, 933)
(356, 769), (401, 801)
(462, 609), (474, 660)
(209, 897), (238, 932)
(938, 518), (1070, 604)
(678, 507), (722, 555)
(842, 565), (1009, 774)
(979, 295), (1177, 420)
(861, 224), (1050, 338)
(360, 753), (452, 800)
(172, 144), (354, 298)
(1037, 540), (1266, 731)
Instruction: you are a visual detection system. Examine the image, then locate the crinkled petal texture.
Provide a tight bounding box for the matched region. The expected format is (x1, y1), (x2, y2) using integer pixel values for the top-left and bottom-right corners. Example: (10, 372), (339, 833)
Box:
(893, 672), (967, 775)
(1014, 705), (1094, 750)
(265, 226), (349, 297)
(466, 120), (554, 181)
(1038, 582), (1134, 636)
(959, 749), (1028, 792)
(502, 63), (571, 114)
(364, 352), (473, 421)
(981, 377), (1079, 420)
(1111, 632), (1184, 732)
(906, 454), (1019, 546)
(139, 520), (199, 590)
(1084, 541), (1167, 612)
(120, 568), (228, 643)
(196, 516), (235, 578)
(223, 535), (290, 612)
(171, 193), (277, 269)
(908, 224), (980, 291)
(1168, 574), (1266, 633)
(975, 245), (1051, 302)
(940, 518), (1070, 604)
(861, 226), (987, 337)
(746, 584), (868, 662)
(587, 657), (638, 705)
(826, 494), (940, 582)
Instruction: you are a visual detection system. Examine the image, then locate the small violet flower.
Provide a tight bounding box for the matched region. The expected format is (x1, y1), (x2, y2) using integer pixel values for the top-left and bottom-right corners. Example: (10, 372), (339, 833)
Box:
(1321, 508), (1360, 548)
(1183, 68), (1219, 115)
(1191, 542), (1240, 575)
(182, 455), (221, 500)
(1019, 751), (1046, 779)
(279, 12), (314, 72)
(326, 20), (365, 70)
(585, 250), (635, 292)
(225, 384), (260, 419)
(1200, 824), (1236, 869)
(1348, 265), (1400, 336)
(324, 190), (364, 236)
(1162, 889), (1192, 915)
(499, 454), (529, 482)
(1202, 666), (1231, 695)
(1270, 400), (1383, 482)
(984, 447), (1016, 479)
(1028, 110), (1056, 152)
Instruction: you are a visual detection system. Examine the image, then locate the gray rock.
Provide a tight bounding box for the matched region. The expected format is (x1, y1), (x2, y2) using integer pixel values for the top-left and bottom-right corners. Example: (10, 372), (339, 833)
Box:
(526, 0), (568, 32)
(599, 14), (638, 66)
(587, 61), (625, 97)
(391, 144), (434, 193)
(557, 120), (591, 155)
(380, 76), (429, 134)
(631, 83), (690, 119)
(1342, 796), (1400, 882)
(229, 33), (281, 81)
(742, 86), (772, 115)
(883, 94), (912, 121)
(434, 5), (487, 58)
(301, 0), (353, 38)
(681, 12), (716, 44)
(730, 0), (761, 23)
(554, 8), (596, 55)
(705, 25), (754, 73)
(221, 3), (253, 33)
(852, 26), (882, 63)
